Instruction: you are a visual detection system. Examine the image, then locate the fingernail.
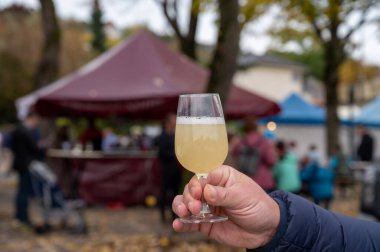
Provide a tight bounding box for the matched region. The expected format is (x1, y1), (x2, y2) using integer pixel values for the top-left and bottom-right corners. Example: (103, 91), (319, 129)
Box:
(207, 185), (217, 201)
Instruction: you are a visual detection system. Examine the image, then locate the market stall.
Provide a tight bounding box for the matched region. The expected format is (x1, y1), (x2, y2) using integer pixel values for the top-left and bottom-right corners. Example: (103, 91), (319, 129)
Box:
(48, 149), (160, 205)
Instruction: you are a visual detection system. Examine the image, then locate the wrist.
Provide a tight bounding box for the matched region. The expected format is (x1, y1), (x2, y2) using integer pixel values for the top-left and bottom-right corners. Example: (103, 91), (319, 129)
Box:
(249, 191), (288, 252)
(259, 197), (280, 247)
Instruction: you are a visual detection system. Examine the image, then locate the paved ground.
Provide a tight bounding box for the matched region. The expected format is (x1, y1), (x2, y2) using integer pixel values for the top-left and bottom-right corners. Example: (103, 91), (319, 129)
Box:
(0, 171), (368, 252)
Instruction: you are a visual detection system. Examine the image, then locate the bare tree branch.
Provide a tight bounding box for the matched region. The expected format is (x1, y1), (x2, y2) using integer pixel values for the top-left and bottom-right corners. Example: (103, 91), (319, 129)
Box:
(239, 1), (270, 31)
(310, 18), (324, 42)
(298, 1), (325, 43)
(344, 1), (378, 40)
(156, 0), (199, 60)
(160, 0), (183, 39)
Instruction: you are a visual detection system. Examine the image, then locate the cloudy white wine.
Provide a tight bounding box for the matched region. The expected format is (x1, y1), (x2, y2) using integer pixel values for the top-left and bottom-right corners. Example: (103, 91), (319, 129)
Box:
(175, 117), (228, 175)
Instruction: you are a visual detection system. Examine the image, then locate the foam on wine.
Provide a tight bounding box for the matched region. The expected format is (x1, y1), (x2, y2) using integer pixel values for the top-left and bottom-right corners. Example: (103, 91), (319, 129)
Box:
(176, 116), (225, 125)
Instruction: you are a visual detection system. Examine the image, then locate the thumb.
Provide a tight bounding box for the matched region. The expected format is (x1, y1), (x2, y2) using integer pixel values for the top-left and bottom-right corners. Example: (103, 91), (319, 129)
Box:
(204, 184), (234, 208)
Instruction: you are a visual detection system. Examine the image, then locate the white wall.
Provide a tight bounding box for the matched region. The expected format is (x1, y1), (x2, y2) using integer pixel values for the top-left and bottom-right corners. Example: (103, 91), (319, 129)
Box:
(234, 66), (304, 101)
(274, 125), (326, 161)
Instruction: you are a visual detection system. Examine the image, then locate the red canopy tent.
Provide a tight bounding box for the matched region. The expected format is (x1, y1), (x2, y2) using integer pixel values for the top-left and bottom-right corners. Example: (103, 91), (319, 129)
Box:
(17, 31), (280, 119)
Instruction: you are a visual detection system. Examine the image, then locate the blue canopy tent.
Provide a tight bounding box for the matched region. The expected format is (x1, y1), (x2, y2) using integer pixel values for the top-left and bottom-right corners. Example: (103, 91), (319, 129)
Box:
(262, 93), (325, 125)
(355, 97), (380, 127)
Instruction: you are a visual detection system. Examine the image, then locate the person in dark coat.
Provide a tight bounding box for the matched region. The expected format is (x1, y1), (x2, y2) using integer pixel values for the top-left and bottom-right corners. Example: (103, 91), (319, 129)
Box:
(301, 162), (335, 209)
(156, 113), (182, 223)
(172, 165), (380, 251)
(10, 112), (41, 227)
(357, 125), (375, 162)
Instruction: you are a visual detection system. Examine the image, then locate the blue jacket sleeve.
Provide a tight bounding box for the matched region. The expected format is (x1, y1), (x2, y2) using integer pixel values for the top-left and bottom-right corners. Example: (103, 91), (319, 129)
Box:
(248, 191), (380, 252)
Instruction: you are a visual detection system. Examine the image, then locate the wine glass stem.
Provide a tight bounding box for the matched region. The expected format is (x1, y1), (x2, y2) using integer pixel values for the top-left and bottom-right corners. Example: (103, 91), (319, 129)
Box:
(197, 174), (211, 215)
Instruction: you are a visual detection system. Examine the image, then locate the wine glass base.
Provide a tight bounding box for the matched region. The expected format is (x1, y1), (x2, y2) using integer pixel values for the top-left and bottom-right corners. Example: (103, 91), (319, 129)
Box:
(180, 213), (228, 224)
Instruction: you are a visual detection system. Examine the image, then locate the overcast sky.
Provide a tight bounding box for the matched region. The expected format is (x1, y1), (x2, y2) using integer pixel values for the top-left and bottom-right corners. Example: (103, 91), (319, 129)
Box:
(1, 0), (380, 66)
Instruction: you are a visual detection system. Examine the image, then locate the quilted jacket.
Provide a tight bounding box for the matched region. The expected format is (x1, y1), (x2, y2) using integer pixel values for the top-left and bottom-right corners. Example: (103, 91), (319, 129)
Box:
(248, 191), (380, 252)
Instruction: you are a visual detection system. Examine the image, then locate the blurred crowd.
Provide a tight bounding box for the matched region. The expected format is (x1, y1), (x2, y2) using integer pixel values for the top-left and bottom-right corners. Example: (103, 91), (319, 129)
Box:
(52, 119), (158, 153)
(228, 117), (375, 210)
(0, 119), (160, 158)
(0, 112), (376, 235)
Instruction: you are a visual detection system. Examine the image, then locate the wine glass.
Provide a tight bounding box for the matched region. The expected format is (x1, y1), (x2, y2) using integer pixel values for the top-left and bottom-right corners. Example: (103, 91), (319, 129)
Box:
(175, 93), (228, 223)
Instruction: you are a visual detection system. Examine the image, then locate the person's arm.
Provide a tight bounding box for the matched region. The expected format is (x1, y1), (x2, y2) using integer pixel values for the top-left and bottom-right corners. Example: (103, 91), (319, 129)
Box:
(249, 191), (380, 252)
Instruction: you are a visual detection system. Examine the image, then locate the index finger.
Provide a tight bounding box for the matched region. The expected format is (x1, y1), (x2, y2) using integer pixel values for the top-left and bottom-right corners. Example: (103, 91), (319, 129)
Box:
(187, 175), (202, 200)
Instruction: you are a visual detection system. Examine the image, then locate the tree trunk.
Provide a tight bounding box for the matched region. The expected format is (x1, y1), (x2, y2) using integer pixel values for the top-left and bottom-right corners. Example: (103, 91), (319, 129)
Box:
(206, 0), (240, 106)
(324, 72), (339, 157)
(34, 0), (60, 89)
(180, 0), (199, 60)
(323, 41), (344, 156)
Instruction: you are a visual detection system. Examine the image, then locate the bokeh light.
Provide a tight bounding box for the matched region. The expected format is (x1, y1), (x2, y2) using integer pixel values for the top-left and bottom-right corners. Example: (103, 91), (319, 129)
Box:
(266, 121), (277, 131)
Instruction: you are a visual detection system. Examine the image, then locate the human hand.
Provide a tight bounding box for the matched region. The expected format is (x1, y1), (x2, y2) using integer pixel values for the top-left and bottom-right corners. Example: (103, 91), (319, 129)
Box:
(172, 165), (280, 249)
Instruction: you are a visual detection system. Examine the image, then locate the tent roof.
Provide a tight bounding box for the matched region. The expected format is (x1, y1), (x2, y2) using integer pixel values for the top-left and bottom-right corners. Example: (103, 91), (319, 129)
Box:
(17, 31), (280, 119)
(355, 97), (380, 127)
(263, 93), (325, 125)
(238, 53), (305, 70)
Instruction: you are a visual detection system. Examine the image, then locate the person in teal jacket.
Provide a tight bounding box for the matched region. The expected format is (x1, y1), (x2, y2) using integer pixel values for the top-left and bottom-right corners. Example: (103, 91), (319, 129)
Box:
(273, 141), (301, 193)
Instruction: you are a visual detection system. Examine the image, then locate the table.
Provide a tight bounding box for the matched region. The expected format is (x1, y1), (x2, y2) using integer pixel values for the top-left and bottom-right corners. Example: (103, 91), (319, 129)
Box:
(47, 149), (161, 206)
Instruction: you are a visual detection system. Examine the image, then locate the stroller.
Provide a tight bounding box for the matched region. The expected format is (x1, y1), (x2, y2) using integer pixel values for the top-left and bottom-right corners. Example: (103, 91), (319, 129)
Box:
(29, 161), (87, 233)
